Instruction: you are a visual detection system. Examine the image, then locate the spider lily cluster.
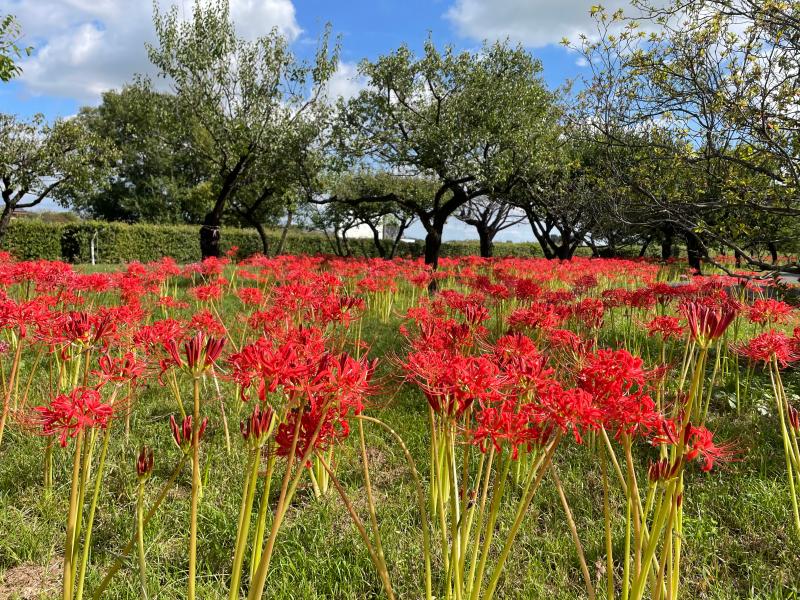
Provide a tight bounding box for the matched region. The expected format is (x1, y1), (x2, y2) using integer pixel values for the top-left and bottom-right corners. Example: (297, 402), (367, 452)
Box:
(0, 250), (797, 598)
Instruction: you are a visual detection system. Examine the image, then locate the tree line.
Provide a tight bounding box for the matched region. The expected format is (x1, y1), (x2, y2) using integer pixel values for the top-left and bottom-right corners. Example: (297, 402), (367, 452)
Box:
(1, 0), (798, 273)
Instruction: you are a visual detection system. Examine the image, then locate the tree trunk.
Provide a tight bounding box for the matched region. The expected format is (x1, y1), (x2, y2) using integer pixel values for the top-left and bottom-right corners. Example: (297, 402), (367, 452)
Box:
(476, 225), (494, 258)
(661, 226), (674, 261)
(0, 202), (14, 245)
(369, 223), (386, 258)
(685, 232), (702, 274)
(424, 229), (442, 268)
(200, 212), (221, 259)
(767, 241), (778, 265)
(253, 221), (269, 256)
(274, 209), (294, 256)
(639, 236), (653, 258)
(735, 250), (743, 268)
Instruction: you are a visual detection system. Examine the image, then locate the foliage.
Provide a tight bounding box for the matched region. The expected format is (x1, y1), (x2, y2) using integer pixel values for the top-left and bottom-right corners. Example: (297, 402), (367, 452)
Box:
(146, 0), (338, 257)
(0, 113), (116, 241)
(74, 85), (214, 224)
(0, 14), (31, 82)
(339, 38), (556, 266)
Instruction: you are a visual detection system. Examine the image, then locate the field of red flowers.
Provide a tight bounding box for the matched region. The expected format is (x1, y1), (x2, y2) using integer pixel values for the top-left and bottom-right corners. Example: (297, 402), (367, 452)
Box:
(0, 251), (798, 599)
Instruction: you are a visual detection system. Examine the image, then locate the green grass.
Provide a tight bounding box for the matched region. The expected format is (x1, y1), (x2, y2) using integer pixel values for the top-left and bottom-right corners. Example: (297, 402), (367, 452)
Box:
(1, 281), (800, 599)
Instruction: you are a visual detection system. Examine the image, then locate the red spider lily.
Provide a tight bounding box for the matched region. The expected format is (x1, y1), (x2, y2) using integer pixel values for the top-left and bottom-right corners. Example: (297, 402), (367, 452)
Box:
(789, 406), (800, 432)
(404, 351), (505, 418)
(648, 458), (681, 482)
(748, 298), (793, 326)
(646, 316), (684, 339)
(682, 301), (737, 348)
(735, 330), (798, 366)
(187, 310), (227, 337)
(134, 319), (185, 351)
(240, 404), (277, 448)
(95, 352), (146, 385)
(683, 424), (737, 472)
(136, 446), (154, 479)
(578, 348), (661, 437)
(161, 332), (226, 378)
(34, 387), (114, 447)
(571, 298), (604, 330)
(272, 353), (376, 460)
(471, 399), (538, 458)
(170, 414), (208, 452)
(237, 287), (266, 307)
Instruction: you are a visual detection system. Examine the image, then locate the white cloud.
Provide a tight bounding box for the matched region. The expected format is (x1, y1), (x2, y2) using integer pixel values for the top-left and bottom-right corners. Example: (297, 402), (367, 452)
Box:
(4, 0), (301, 102)
(324, 61), (366, 101)
(446, 0), (641, 47)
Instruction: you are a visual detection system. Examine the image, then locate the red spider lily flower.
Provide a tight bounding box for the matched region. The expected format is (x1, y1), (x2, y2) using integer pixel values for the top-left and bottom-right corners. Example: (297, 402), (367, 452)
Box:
(404, 351), (505, 418)
(471, 399), (536, 458)
(162, 332), (226, 379)
(237, 287), (265, 307)
(170, 414), (208, 452)
(187, 309), (227, 337)
(240, 404), (277, 449)
(748, 298), (793, 326)
(735, 330), (798, 367)
(682, 301), (737, 348)
(571, 298), (604, 330)
(134, 319), (186, 351)
(789, 406), (800, 432)
(648, 458), (681, 482)
(95, 352), (146, 385)
(578, 348), (661, 437)
(683, 424), (736, 472)
(646, 316), (684, 340)
(34, 387), (114, 447)
(136, 446), (154, 480)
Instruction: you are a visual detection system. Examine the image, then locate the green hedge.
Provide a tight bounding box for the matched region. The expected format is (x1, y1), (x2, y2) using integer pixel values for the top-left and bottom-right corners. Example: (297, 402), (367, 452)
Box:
(1, 219), (541, 263)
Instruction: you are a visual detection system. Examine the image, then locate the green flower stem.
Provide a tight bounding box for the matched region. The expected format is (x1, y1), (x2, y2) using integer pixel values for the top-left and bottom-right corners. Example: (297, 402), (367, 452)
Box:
(249, 449), (276, 582)
(356, 415), (432, 600)
(468, 452), (512, 600)
(357, 417), (387, 584)
(63, 430), (85, 600)
(316, 451), (396, 600)
(74, 427), (112, 600)
(229, 448), (261, 600)
(188, 377), (201, 600)
(482, 435), (560, 600)
(92, 455), (188, 600)
(136, 481), (148, 600)
(247, 402), (332, 600)
(551, 464), (595, 600)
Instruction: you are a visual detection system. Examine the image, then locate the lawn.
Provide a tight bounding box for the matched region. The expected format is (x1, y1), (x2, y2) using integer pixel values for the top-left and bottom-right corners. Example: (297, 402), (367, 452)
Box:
(0, 254), (798, 599)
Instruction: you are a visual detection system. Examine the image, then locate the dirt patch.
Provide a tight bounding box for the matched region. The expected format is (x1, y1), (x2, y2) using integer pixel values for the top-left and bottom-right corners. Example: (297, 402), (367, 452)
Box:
(0, 558), (60, 600)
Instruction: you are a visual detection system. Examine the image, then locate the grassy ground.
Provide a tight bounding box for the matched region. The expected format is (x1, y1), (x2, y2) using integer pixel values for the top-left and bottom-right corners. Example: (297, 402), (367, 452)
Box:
(1, 271), (800, 599)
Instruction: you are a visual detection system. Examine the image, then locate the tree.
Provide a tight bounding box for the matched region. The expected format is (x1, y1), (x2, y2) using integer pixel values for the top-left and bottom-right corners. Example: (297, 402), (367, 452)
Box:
(454, 197), (525, 257)
(340, 39), (555, 268)
(0, 14), (31, 82)
(0, 113), (115, 242)
(322, 171), (424, 258)
(569, 3), (799, 272)
(74, 84), (213, 224)
(146, 0), (337, 258)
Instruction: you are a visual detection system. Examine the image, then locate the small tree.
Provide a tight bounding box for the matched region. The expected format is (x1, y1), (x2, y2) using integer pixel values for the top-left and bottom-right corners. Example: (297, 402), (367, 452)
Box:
(455, 197), (526, 257)
(147, 0), (337, 258)
(74, 84), (213, 224)
(0, 113), (115, 242)
(341, 39), (555, 268)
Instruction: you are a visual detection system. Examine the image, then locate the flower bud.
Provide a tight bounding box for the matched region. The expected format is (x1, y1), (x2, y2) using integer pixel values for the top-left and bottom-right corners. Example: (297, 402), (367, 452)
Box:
(136, 446), (154, 480)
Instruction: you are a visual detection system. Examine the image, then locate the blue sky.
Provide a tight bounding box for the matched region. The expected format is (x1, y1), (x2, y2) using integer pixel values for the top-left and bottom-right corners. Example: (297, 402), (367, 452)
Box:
(0, 0), (626, 240)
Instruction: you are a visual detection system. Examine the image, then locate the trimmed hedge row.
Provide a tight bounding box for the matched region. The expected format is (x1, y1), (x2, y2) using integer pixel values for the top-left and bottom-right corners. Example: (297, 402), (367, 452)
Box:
(1, 219), (540, 263)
